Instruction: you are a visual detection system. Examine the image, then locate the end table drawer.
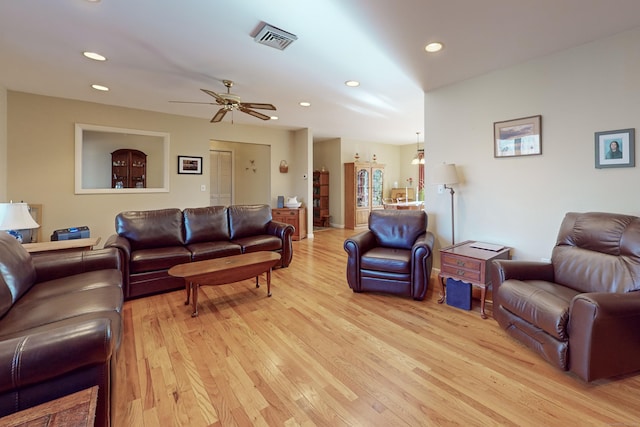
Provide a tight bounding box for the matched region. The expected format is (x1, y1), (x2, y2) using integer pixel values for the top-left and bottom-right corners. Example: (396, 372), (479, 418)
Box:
(441, 253), (482, 271)
(440, 263), (482, 282)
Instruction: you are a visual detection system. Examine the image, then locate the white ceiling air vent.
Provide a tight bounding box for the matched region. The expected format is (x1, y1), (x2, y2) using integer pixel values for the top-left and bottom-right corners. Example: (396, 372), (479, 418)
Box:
(254, 23), (297, 51)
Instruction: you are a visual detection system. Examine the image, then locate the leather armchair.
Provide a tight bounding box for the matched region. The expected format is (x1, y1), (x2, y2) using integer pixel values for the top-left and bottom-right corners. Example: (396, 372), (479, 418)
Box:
(491, 212), (640, 381)
(344, 210), (434, 300)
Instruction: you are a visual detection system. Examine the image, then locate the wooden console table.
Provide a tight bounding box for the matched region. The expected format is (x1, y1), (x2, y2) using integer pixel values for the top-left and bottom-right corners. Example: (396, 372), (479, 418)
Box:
(0, 386), (98, 427)
(23, 237), (101, 253)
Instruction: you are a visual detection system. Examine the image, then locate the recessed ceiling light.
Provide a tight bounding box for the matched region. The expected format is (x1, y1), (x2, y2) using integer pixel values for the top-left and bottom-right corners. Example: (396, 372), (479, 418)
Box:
(270, 116), (279, 120)
(345, 80), (360, 87)
(91, 84), (109, 91)
(83, 51), (107, 61)
(299, 101), (311, 107)
(425, 42), (444, 53)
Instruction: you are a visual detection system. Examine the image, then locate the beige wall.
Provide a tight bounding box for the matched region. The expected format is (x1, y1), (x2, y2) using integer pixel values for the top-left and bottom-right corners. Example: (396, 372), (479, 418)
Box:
(0, 87), (6, 202)
(425, 27), (640, 262)
(6, 91), (310, 244)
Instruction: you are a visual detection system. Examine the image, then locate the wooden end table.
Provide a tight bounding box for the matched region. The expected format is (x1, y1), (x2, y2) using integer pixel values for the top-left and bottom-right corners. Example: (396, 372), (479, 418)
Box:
(438, 240), (510, 319)
(168, 251), (281, 317)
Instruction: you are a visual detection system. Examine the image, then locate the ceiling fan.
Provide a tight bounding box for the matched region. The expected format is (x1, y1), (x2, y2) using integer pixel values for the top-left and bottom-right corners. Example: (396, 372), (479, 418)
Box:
(170, 80), (276, 123)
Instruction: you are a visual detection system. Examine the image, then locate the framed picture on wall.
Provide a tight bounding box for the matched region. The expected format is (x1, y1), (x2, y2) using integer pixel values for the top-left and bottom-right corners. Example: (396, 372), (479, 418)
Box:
(177, 156), (203, 174)
(594, 128), (635, 169)
(494, 115), (542, 158)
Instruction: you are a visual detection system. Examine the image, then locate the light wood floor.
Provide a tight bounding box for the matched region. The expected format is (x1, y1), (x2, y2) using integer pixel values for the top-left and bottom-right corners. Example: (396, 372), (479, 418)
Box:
(115, 228), (640, 426)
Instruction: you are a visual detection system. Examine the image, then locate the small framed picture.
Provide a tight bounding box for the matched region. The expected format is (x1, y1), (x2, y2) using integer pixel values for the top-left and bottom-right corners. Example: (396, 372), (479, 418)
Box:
(595, 128), (635, 169)
(494, 115), (542, 158)
(177, 156), (203, 174)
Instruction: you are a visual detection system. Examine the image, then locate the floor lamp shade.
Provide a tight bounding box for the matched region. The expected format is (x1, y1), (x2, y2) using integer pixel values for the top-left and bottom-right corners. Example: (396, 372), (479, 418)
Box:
(0, 203), (40, 243)
(434, 164), (459, 244)
(433, 163), (459, 186)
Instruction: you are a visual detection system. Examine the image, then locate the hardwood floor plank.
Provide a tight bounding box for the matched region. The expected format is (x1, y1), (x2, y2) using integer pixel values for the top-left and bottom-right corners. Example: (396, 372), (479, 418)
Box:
(115, 228), (640, 426)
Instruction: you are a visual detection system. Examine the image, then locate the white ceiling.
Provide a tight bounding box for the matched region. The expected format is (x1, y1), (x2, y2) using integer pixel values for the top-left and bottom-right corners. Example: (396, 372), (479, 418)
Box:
(3, 0), (640, 145)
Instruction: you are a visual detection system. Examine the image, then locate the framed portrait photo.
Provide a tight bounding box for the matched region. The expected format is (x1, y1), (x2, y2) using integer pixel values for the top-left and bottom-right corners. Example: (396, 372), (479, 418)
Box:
(177, 155), (203, 174)
(494, 115), (542, 158)
(594, 128), (635, 169)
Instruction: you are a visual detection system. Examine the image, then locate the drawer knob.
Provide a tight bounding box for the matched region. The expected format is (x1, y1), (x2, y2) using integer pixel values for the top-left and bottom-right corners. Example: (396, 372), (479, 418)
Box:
(456, 260), (465, 266)
(456, 270), (466, 276)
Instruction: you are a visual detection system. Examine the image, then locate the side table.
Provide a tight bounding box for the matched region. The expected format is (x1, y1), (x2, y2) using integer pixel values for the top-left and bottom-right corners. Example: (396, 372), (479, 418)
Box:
(23, 237), (101, 253)
(438, 240), (510, 319)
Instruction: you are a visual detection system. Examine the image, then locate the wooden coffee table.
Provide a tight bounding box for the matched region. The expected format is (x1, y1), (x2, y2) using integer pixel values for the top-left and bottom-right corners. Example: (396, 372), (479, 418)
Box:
(168, 251), (281, 317)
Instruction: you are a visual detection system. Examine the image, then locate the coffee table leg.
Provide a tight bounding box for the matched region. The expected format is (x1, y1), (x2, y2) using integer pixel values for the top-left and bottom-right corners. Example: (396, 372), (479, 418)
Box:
(256, 276), (260, 288)
(267, 268), (272, 297)
(185, 281), (191, 305)
(191, 283), (199, 317)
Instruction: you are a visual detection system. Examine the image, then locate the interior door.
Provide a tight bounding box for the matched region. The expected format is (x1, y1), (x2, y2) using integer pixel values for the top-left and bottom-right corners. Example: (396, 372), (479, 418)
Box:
(210, 150), (232, 206)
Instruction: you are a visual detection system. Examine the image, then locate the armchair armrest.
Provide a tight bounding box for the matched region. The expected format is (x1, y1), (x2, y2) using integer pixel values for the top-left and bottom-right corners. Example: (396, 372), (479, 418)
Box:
(267, 221), (294, 267)
(343, 230), (377, 292)
(410, 231), (435, 300)
(0, 318), (116, 394)
(569, 291), (640, 381)
(32, 248), (122, 284)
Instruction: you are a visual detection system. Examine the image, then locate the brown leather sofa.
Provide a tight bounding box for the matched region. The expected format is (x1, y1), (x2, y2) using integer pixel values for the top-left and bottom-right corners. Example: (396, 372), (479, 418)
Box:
(105, 204), (294, 299)
(0, 232), (123, 427)
(491, 212), (640, 382)
(343, 210), (434, 300)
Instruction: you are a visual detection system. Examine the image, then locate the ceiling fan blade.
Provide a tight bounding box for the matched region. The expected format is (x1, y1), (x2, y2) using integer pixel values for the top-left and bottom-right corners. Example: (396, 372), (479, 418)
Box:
(239, 106), (272, 121)
(169, 100), (217, 105)
(201, 89), (226, 105)
(240, 102), (276, 111)
(211, 108), (228, 123)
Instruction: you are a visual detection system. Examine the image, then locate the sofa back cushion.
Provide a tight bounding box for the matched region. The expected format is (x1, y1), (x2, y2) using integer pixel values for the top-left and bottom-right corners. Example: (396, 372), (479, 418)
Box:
(183, 206), (230, 244)
(369, 210), (427, 250)
(228, 205), (272, 240)
(0, 232), (37, 317)
(552, 212), (640, 293)
(116, 208), (185, 251)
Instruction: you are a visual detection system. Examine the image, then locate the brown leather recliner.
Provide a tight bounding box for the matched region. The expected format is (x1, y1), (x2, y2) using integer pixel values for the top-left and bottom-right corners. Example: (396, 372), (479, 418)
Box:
(491, 212), (640, 382)
(344, 210), (434, 300)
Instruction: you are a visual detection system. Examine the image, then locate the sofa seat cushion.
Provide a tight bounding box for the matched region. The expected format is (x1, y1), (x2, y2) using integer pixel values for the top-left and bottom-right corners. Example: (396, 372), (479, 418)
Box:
(499, 279), (580, 340)
(361, 247), (411, 274)
(233, 235), (282, 254)
(0, 270), (123, 340)
(187, 242), (242, 262)
(130, 247), (192, 274)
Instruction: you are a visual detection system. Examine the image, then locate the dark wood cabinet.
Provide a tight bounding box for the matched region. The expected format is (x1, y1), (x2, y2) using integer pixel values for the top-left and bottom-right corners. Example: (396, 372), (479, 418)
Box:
(313, 171), (329, 226)
(111, 149), (146, 189)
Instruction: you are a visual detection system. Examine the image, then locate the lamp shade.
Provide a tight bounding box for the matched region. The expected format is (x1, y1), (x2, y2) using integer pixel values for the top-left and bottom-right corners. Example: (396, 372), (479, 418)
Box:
(0, 203), (40, 231)
(433, 163), (459, 185)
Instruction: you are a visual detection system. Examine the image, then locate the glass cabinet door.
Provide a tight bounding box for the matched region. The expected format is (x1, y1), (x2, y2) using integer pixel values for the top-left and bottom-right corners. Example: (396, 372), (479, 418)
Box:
(356, 168), (369, 208)
(371, 167), (384, 207)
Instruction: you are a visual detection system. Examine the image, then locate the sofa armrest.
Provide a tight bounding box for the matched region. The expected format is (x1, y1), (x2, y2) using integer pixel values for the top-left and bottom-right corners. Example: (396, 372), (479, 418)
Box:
(569, 291), (640, 381)
(32, 248), (122, 284)
(343, 230), (377, 292)
(0, 318), (116, 394)
(267, 221), (294, 267)
(104, 234), (131, 261)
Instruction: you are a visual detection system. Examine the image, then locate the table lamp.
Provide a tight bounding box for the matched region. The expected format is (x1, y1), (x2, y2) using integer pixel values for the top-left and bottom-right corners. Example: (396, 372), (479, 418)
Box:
(434, 163), (459, 244)
(0, 202), (40, 243)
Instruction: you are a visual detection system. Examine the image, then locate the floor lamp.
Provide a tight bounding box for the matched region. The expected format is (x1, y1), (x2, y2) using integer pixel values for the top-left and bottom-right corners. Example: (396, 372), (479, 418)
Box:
(434, 164), (459, 244)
